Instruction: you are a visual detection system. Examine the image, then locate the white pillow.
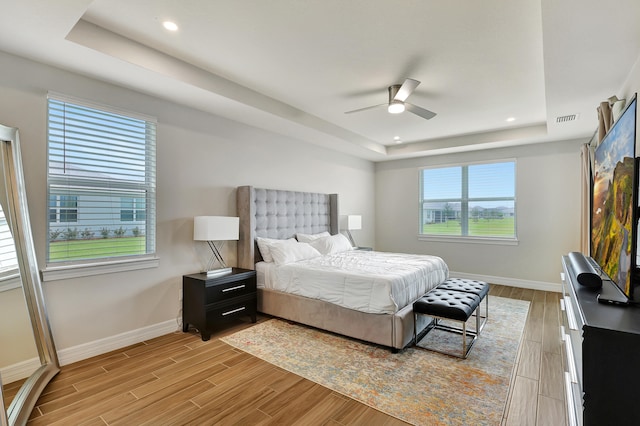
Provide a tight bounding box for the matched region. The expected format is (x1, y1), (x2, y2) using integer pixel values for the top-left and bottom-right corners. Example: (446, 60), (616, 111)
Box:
(269, 240), (322, 265)
(309, 233), (353, 255)
(296, 231), (331, 243)
(256, 237), (295, 262)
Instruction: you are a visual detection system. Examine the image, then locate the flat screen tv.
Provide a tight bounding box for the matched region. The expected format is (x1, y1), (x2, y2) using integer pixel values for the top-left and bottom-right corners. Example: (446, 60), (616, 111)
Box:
(591, 96), (638, 301)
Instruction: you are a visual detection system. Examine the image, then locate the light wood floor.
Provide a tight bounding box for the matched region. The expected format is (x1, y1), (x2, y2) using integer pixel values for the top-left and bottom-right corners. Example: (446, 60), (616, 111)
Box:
(495, 285), (567, 426)
(3, 284), (566, 425)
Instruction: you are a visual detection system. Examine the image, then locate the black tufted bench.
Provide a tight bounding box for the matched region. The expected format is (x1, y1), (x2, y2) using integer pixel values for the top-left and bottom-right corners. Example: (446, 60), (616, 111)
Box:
(437, 278), (489, 334)
(413, 289), (481, 358)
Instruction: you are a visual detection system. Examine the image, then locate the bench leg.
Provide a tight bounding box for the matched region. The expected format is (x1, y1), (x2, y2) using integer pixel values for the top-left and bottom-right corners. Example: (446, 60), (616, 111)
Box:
(462, 321), (467, 355)
(472, 296), (488, 335)
(414, 313), (478, 359)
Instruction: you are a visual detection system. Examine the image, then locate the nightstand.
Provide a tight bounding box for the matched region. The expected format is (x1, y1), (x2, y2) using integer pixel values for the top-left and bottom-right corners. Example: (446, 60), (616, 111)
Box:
(182, 268), (257, 341)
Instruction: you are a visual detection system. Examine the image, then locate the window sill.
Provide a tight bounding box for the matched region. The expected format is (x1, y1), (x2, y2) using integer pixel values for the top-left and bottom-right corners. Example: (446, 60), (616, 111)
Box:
(0, 274), (22, 292)
(417, 235), (519, 246)
(41, 256), (160, 282)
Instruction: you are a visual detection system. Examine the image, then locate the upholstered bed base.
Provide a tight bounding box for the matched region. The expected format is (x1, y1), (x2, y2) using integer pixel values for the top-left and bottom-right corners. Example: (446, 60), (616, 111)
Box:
(259, 288), (431, 350)
(237, 185), (428, 350)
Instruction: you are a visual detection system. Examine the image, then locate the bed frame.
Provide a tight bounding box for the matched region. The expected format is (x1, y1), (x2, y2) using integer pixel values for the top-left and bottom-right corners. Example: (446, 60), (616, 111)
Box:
(237, 185), (428, 351)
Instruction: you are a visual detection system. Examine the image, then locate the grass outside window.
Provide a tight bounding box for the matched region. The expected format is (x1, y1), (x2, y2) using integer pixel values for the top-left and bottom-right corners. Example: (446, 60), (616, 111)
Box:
(422, 217), (515, 237)
(49, 237), (146, 262)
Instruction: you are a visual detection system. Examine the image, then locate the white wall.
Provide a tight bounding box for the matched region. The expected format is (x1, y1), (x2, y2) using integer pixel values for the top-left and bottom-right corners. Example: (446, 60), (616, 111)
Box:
(620, 52), (640, 154)
(0, 51), (375, 354)
(375, 139), (585, 288)
(0, 287), (37, 367)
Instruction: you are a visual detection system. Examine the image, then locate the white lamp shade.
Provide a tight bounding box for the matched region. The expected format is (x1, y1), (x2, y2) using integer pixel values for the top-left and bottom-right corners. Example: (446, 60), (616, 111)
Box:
(347, 215), (362, 230)
(193, 216), (239, 241)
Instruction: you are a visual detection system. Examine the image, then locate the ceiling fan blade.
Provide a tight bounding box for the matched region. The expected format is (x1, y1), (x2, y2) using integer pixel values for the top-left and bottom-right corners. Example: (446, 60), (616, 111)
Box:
(406, 103), (437, 120)
(344, 103), (386, 114)
(393, 78), (420, 102)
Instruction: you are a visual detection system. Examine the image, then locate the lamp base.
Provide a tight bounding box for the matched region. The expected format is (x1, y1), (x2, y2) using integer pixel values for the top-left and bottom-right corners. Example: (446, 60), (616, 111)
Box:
(346, 230), (356, 247)
(205, 267), (233, 277)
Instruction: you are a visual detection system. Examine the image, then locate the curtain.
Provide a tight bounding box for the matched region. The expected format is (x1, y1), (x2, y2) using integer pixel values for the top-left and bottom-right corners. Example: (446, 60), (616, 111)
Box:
(597, 96), (626, 142)
(597, 101), (613, 142)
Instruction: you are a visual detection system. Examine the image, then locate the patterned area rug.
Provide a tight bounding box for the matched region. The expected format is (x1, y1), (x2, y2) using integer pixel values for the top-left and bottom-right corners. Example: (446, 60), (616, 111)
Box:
(221, 295), (529, 426)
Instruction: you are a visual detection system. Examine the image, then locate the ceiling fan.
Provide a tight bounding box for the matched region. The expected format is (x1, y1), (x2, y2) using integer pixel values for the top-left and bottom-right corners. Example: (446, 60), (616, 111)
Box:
(344, 78), (437, 120)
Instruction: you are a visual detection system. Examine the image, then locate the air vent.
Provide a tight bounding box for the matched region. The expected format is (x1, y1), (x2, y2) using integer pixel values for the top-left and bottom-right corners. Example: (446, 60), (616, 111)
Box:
(556, 114), (579, 123)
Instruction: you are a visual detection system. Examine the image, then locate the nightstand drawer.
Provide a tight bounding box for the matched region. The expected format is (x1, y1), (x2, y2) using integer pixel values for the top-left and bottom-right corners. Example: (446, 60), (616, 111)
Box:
(206, 294), (257, 326)
(205, 277), (256, 302)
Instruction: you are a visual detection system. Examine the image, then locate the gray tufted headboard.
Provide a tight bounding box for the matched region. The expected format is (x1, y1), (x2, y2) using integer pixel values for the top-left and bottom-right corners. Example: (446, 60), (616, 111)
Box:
(237, 186), (338, 269)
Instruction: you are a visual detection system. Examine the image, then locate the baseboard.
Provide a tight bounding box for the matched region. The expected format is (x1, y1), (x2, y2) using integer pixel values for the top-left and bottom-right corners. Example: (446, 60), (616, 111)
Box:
(57, 319), (180, 366)
(1, 319), (179, 384)
(448, 271), (561, 293)
(0, 357), (41, 384)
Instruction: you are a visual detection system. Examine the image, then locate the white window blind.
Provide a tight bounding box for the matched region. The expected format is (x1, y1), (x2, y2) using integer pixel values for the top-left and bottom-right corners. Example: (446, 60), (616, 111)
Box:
(46, 94), (157, 265)
(0, 208), (18, 280)
(420, 160), (516, 239)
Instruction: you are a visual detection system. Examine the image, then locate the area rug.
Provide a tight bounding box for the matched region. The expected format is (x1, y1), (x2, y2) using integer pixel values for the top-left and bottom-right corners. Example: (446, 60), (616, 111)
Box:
(221, 295), (529, 426)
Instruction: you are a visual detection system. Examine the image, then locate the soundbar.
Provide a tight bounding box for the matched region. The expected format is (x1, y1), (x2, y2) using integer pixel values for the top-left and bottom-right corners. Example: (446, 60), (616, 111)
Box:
(567, 251), (602, 288)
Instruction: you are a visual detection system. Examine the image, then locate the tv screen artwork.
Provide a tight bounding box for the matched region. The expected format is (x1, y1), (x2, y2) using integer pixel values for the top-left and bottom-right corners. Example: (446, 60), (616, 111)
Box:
(591, 97), (637, 296)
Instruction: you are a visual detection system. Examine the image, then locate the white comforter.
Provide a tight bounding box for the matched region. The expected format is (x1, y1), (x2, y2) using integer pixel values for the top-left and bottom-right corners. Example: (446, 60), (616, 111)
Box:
(256, 250), (449, 314)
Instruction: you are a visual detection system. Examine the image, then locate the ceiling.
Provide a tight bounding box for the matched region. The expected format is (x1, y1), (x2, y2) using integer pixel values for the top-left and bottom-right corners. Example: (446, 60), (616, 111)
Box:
(1, 0), (639, 161)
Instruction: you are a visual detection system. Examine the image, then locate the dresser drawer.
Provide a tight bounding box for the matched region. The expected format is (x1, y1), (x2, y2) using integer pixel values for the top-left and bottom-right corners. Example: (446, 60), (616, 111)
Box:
(205, 294), (257, 326)
(205, 277), (256, 302)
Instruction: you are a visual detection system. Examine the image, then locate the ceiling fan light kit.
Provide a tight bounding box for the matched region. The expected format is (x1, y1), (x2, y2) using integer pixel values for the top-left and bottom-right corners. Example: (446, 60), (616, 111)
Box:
(388, 101), (405, 114)
(345, 78), (436, 120)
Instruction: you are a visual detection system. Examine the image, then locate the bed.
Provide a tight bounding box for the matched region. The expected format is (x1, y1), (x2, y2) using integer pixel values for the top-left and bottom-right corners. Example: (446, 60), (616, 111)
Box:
(236, 185), (448, 350)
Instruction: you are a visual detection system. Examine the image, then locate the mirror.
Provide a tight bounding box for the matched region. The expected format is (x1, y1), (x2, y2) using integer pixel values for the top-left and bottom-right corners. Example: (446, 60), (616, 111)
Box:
(0, 125), (59, 426)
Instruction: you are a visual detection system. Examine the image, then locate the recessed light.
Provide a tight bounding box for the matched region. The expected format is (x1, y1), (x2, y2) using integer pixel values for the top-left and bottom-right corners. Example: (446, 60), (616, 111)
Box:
(162, 21), (179, 31)
(393, 136), (402, 144)
(506, 117), (516, 122)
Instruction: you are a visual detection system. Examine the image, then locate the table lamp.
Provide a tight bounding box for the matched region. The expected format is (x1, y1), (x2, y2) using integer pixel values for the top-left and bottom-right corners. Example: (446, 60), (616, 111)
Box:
(193, 216), (239, 276)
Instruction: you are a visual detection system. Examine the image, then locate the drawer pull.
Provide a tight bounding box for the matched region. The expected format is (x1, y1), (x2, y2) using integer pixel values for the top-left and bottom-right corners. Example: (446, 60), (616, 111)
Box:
(564, 296), (579, 331)
(564, 336), (578, 384)
(222, 284), (246, 293)
(565, 372), (578, 426)
(222, 306), (246, 316)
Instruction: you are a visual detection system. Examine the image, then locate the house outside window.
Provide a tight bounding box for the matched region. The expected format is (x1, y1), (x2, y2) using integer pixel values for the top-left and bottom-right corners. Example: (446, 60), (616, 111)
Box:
(46, 94), (156, 266)
(49, 194), (78, 223)
(419, 160), (516, 240)
(120, 197), (146, 222)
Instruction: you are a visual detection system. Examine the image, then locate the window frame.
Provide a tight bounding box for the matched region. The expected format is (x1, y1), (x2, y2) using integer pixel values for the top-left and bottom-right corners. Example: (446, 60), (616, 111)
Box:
(418, 159), (518, 245)
(42, 93), (159, 282)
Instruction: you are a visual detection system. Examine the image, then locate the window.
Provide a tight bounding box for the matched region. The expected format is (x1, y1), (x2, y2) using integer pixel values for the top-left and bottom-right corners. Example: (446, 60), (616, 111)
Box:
(0, 208), (19, 283)
(120, 197), (146, 222)
(46, 94), (156, 266)
(49, 194), (78, 223)
(419, 160), (516, 240)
